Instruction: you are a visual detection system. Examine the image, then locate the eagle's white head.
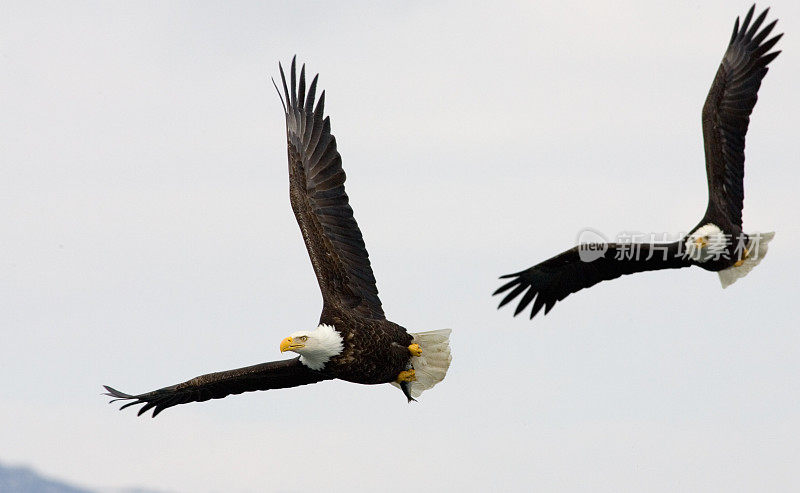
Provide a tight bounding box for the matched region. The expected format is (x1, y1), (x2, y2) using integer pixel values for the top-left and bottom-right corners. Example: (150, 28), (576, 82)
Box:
(280, 324), (344, 370)
(685, 223), (727, 263)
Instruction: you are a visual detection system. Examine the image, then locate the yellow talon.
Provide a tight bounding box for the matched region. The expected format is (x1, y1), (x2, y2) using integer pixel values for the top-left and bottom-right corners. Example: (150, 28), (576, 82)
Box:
(734, 247), (750, 267)
(408, 343), (422, 357)
(396, 369), (416, 383)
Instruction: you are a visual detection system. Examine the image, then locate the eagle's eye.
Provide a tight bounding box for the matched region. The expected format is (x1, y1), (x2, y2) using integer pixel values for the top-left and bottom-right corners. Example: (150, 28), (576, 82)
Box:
(299, 335), (308, 342)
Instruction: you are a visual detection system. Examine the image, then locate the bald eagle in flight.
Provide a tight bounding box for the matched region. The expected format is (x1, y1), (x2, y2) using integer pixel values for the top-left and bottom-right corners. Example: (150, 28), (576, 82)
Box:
(495, 5), (781, 320)
(104, 58), (452, 416)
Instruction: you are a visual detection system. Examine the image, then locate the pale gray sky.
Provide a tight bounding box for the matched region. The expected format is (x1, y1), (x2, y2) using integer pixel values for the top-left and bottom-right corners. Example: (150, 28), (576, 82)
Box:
(1, 1), (799, 492)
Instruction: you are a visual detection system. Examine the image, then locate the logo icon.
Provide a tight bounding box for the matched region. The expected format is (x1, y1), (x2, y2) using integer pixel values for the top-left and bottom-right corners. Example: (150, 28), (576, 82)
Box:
(576, 228), (608, 263)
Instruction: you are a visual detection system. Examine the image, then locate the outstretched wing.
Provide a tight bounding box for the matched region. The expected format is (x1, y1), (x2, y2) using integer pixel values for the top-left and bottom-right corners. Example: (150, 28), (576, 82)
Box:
(274, 57), (384, 319)
(104, 357), (330, 417)
(494, 242), (691, 319)
(702, 6), (781, 229)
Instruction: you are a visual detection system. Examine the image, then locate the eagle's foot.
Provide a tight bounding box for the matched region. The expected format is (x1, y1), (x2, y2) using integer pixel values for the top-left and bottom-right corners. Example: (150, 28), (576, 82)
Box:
(396, 369), (416, 383)
(734, 247), (750, 267)
(408, 343), (422, 357)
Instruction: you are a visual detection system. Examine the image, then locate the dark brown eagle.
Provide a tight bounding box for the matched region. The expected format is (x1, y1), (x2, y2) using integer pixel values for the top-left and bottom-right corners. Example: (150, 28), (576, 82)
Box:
(495, 5), (781, 320)
(104, 58), (452, 417)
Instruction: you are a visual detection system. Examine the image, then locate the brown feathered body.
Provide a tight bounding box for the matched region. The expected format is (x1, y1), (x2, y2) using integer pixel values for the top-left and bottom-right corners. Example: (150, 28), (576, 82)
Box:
(317, 307), (413, 385)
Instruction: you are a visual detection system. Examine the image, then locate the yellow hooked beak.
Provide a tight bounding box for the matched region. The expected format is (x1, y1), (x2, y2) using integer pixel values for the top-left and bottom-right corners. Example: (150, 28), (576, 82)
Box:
(280, 337), (304, 352)
(694, 237), (708, 248)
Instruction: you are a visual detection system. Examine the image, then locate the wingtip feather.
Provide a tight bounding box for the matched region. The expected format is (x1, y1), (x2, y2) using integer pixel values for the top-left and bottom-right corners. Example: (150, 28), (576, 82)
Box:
(298, 64), (306, 109)
(493, 277), (520, 297)
(290, 57), (297, 107)
(271, 76), (286, 113)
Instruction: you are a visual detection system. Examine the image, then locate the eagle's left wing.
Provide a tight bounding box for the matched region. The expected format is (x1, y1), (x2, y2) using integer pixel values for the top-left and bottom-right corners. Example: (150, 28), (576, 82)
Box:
(701, 6), (781, 229)
(275, 58), (385, 320)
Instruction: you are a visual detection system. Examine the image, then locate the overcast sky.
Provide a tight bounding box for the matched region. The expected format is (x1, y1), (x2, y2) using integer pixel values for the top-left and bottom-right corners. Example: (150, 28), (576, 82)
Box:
(2, 1), (799, 492)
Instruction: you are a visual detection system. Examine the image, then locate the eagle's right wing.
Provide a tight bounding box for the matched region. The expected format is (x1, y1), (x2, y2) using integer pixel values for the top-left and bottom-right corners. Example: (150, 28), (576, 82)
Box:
(104, 357), (331, 417)
(494, 242), (691, 319)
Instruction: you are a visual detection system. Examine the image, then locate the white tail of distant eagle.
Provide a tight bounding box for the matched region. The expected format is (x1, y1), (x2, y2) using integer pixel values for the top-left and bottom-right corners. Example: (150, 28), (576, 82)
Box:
(718, 231), (775, 288)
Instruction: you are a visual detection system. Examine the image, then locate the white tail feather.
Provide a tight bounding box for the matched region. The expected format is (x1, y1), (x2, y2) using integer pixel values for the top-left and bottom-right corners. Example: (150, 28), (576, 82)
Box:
(391, 329), (452, 399)
(718, 231), (775, 288)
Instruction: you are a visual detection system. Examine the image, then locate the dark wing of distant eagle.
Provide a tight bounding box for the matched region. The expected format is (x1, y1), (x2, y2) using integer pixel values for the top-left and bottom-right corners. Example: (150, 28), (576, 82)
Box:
(701, 5), (782, 231)
(104, 357), (331, 417)
(494, 242), (691, 319)
(275, 58), (384, 320)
